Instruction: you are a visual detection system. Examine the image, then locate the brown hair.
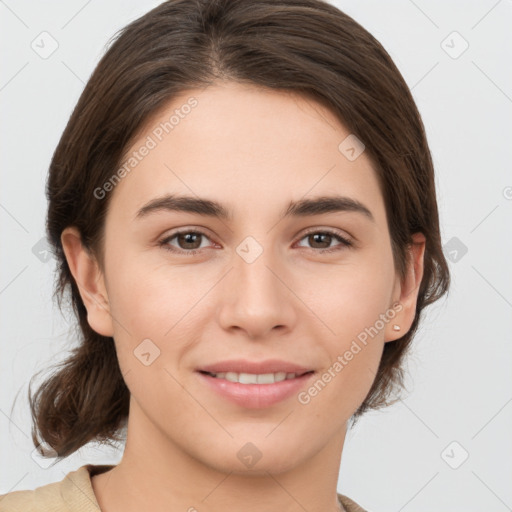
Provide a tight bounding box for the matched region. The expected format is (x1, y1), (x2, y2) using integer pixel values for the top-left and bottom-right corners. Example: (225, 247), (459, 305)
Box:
(26, 0), (450, 460)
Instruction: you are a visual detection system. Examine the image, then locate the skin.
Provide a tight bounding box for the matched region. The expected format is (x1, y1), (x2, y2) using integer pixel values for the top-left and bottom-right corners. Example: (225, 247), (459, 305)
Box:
(61, 80), (425, 512)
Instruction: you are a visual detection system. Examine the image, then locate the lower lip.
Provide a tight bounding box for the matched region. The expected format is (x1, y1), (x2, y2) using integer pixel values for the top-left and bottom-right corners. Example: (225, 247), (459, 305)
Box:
(196, 371), (315, 409)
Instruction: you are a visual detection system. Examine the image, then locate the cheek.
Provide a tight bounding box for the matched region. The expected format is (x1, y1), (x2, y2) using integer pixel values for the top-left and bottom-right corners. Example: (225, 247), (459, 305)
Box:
(307, 348), (383, 427)
(299, 307), (386, 423)
(106, 246), (211, 332)
(298, 259), (393, 413)
(104, 251), (219, 380)
(300, 254), (395, 332)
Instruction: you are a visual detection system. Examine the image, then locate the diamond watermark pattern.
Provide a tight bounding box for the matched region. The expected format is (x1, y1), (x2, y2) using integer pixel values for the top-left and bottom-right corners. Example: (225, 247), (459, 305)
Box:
(237, 442), (263, 468)
(31, 443), (58, 469)
(30, 31), (59, 59)
(441, 441), (469, 469)
(338, 134), (365, 161)
(134, 338), (161, 366)
(441, 31), (469, 59)
(443, 236), (468, 263)
(32, 237), (52, 263)
(236, 236), (263, 264)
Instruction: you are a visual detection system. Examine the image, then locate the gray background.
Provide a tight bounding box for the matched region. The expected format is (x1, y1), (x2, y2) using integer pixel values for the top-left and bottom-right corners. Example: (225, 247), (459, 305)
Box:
(1, 1), (511, 510)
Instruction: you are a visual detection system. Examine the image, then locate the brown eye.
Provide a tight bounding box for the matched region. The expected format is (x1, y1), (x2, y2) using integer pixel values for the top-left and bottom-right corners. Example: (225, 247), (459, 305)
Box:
(307, 232), (333, 249)
(296, 230), (353, 253)
(175, 232), (203, 250)
(159, 230), (212, 255)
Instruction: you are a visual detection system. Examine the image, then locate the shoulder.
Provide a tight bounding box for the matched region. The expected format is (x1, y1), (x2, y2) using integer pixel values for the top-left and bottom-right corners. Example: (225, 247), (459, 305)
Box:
(338, 492), (369, 512)
(0, 479), (62, 512)
(0, 464), (114, 512)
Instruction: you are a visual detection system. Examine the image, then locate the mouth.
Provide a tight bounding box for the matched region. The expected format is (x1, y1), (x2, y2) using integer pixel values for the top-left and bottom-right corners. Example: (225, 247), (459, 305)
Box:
(197, 369), (314, 384)
(196, 369), (317, 409)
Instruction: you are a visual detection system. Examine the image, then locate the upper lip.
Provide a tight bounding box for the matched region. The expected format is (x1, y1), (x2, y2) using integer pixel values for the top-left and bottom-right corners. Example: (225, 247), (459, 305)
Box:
(197, 359), (314, 375)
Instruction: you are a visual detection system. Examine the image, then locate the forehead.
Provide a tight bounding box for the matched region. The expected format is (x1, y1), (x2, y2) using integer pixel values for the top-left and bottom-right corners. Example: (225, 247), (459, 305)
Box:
(107, 81), (386, 228)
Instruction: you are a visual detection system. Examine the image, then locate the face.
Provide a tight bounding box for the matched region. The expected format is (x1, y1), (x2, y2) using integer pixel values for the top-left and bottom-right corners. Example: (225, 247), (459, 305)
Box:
(64, 81), (423, 476)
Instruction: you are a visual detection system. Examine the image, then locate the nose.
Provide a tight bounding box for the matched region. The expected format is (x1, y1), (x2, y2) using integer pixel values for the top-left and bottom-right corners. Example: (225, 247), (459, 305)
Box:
(217, 245), (297, 340)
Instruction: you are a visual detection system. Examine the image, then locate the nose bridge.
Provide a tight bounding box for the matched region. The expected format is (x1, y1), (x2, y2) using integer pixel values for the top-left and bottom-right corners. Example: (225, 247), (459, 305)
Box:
(239, 252), (280, 302)
(217, 234), (296, 336)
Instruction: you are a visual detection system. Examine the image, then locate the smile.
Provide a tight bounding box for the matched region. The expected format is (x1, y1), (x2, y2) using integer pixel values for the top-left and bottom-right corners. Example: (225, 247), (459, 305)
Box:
(196, 370), (316, 408)
(200, 370), (313, 384)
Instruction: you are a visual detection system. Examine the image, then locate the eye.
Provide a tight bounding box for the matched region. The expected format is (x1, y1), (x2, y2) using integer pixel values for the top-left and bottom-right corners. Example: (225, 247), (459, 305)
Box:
(159, 227), (353, 256)
(295, 229), (353, 253)
(158, 229), (214, 255)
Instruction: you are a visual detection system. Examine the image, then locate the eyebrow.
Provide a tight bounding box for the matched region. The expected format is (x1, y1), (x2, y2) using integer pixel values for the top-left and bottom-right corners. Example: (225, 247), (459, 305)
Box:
(135, 193), (375, 223)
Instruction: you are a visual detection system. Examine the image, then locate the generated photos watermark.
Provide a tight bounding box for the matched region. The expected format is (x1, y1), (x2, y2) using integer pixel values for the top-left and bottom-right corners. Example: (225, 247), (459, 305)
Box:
(297, 301), (403, 405)
(94, 96), (198, 200)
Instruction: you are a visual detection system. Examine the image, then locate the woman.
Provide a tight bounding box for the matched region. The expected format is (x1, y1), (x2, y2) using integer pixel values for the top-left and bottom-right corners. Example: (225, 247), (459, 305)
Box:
(0, 0), (450, 510)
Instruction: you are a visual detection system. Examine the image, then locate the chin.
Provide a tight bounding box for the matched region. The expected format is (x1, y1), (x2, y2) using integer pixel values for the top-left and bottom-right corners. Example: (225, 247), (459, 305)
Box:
(196, 436), (310, 476)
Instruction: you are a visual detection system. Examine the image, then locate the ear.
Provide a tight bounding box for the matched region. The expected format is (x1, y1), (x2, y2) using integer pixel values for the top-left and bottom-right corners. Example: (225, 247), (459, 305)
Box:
(385, 232), (426, 342)
(60, 226), (114, 337)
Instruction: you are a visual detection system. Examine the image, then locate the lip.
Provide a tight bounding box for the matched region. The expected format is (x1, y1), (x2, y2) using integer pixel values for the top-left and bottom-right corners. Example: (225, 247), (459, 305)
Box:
(197, 359), (313, 375)
(196, 371), (316, 409)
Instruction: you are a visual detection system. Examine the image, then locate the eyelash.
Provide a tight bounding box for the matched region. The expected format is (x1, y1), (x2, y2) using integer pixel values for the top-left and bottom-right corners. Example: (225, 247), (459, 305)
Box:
(158, 228), (353, 256)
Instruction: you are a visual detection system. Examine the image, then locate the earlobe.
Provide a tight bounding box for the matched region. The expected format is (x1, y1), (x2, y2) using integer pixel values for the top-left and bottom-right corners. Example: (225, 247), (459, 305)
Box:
(385, 232), (426, 342)
(60, 226), (114, 337)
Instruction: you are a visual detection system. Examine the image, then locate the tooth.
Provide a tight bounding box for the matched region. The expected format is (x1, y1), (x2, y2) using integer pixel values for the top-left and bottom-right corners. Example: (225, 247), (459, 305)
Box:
(238, 372), (258, 384)
(210, 371), (301, 383)
(274, 372), (287, 382)
(257, 373), (275, 384)
(225, 372), (239, 383)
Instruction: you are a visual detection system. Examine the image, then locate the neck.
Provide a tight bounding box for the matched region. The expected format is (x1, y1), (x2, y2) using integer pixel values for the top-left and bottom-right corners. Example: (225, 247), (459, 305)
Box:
(92, 398), (347, 512)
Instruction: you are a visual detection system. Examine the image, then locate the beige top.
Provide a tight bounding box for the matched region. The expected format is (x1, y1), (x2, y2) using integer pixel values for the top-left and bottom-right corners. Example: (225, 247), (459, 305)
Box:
(0, 464), (368, 511)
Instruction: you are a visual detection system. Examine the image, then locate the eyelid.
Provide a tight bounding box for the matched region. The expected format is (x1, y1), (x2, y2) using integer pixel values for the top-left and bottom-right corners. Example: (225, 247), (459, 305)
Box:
(157, 225), (215, 243)
(298, 226), (353, 243)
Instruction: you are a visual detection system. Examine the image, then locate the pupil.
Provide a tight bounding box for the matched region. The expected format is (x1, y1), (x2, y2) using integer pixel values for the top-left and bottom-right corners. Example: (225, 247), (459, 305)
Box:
(180, 233), (200, 249)
(311, 233), (330, 248)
